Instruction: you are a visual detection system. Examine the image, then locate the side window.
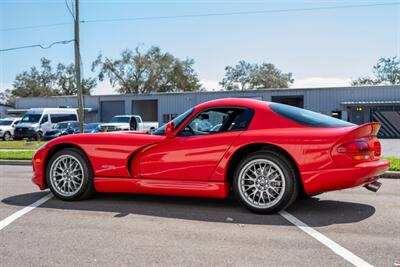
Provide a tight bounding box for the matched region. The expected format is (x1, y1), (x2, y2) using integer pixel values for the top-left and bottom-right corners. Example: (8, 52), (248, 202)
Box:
(41, 114), (49, 124)
(180, 107), (253, 136)
(50, 113), (78, 123)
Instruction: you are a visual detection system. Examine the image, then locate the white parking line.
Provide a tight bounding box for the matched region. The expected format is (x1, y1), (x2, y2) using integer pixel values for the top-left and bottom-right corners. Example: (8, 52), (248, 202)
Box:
(0, 193), (53, 231)
(279, 210), (373, 267)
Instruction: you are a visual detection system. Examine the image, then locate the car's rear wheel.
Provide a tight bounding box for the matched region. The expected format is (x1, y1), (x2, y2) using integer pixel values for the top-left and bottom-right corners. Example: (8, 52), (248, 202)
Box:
(46, 148), (94, 200)
(3, 131), (11, 141)
(233, 151), (298, 214)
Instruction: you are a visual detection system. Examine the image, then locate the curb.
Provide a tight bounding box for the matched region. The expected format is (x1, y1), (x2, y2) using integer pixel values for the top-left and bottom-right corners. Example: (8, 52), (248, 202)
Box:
(0, 159), (399, 178)
(0, 160), (31, 166)
(381, 171), (400, 179)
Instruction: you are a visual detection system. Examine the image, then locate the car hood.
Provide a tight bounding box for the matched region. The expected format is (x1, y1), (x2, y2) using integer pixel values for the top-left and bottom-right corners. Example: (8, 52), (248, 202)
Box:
(15, 123), (38, 128)
(45, 129), (62, 135)
(101, 123), (128, 127)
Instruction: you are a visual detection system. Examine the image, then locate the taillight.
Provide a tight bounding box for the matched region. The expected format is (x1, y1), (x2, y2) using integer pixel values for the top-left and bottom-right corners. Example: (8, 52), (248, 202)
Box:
(373, 141), (381, 157)
(337, 141), (369, 154)
(337, 140), (371, 160)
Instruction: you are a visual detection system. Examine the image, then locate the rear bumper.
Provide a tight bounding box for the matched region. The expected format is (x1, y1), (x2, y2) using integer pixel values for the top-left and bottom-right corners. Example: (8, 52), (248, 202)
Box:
(301, 159), (390, 195)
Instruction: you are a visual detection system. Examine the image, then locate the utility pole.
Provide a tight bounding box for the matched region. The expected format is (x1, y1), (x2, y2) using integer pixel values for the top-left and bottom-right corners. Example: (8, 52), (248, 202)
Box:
(74, 0), (84, 132)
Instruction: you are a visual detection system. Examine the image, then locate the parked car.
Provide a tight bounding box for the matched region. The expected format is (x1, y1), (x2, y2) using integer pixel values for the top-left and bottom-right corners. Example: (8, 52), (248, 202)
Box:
(83, 122), (102, 133)
(100, 115), (159, 132)
(0, 117), (21, 141)
(14, 108), (78, 140)
(32, 98), (389, 214)
(43, 121), (81, 140)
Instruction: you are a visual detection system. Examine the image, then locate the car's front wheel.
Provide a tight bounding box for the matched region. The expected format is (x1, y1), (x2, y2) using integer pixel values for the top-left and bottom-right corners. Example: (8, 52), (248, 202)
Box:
(46, 148), (94, 200)
(3, 131), (11, 141)
(233, 151), (298, 214)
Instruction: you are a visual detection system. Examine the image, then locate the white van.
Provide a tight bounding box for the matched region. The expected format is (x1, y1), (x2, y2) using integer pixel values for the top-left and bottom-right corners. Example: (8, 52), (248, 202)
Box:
(14, 108), (78, 140)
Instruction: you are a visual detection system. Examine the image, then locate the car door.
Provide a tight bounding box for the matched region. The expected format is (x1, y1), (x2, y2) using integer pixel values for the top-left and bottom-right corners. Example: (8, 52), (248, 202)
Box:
(40, 114), (51, 133)
(10, 119), (20, 135)
(139, 107), (254, 181)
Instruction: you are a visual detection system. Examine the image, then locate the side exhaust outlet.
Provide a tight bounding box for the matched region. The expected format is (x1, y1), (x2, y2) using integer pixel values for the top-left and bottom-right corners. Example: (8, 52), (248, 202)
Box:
(364, 181), (382, 192)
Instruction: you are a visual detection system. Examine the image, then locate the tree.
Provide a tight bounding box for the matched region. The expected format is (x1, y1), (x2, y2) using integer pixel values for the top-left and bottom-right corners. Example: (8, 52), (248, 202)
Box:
(0, 89), (14, 106)
(220, 60), (293, 90)
(220, 61), (256, 90)
(56, 63), (96, 95)
(2, 58), (96, 104)
(351, 57), (400, 86)
(91, 46), (202, 94)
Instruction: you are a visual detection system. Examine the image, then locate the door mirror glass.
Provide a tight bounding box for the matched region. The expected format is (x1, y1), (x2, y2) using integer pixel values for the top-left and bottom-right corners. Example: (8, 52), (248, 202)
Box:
(165, 122), (175, 138)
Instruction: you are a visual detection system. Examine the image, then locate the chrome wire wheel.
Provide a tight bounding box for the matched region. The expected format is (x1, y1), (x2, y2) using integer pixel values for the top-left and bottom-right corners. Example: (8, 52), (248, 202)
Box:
(49, 154), (84, 197)
(238, 159), (286, 209)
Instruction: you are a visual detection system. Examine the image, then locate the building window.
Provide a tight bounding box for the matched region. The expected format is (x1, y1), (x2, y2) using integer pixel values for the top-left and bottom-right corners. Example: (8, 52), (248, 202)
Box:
(163, 114), (170, 123)
(171, 113), (179, 119)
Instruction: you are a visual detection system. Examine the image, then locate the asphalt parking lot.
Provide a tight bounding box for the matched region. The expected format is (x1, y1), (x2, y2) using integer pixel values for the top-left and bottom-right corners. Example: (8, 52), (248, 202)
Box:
(0, 165), (399, 267)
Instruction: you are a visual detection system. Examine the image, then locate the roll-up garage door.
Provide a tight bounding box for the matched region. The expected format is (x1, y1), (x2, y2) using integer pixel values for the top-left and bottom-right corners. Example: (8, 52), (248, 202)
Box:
(101, 101), (125, 122)
(371, 110), (400, 138)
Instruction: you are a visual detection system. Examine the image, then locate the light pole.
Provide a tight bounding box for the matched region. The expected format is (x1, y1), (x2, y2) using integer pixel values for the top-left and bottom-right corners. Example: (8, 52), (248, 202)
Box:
(74, 0), (84, 132)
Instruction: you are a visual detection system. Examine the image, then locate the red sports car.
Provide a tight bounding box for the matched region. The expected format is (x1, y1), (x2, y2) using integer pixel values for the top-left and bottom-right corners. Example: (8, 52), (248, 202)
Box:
(32, 98), (389, 213)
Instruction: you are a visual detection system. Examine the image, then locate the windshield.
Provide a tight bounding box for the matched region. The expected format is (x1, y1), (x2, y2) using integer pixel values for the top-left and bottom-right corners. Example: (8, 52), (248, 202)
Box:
(85, 123), (100, 130)
(110, 117), (130, 123)
(152, 108), (194, 135)
(21, 114), (41, 123)
(0, 120), (13, 126)
(270, 103), (355, 127)
(54, 123), (68, 129)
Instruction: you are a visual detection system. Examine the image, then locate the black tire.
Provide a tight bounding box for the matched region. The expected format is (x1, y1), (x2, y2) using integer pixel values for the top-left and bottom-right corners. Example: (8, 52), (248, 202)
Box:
(3, 132), (11, 141)
(46, 148), (95, 201)
(35, 131), (43, 141)
(233, 151), (298, 214)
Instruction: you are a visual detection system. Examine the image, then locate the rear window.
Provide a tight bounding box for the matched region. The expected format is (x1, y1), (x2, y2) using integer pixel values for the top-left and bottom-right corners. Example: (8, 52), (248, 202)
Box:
(270, 103), (354, 127)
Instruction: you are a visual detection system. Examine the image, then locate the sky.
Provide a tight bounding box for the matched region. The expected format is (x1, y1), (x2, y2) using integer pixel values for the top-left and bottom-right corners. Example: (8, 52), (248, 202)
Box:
(0, 0), (399, 95)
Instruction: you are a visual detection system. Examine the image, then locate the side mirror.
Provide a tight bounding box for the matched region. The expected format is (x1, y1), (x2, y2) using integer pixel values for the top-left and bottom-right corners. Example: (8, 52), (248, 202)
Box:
(165, 122), (175, 138)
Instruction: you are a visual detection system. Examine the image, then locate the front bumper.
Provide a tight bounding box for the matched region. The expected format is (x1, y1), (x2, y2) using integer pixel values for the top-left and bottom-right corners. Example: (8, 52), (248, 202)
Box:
(14, 129), (37, 139)
(32, 147), (50, 190)
(301, 159), (390, 195)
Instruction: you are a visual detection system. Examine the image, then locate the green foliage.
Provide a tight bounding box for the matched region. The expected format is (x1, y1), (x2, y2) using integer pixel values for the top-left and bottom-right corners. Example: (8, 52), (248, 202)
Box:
(0, 140), (47, 150)
(351, 57), (400, 86)
(220, 60), (294, 90)
(0, 150), (34, 160)
(384, 157), (400, 171)
(91, 46), (202, 94)
(1, 58), (96, 105)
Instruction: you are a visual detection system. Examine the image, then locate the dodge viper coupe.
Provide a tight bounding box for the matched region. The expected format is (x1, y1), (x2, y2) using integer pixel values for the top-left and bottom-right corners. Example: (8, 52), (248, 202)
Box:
(32, 98), (389, 213)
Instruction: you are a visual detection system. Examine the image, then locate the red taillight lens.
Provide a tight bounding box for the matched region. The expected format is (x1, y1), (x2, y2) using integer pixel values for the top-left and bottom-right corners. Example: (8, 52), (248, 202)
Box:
(373, 141), (381, 157)
(337, 141), (370, 154)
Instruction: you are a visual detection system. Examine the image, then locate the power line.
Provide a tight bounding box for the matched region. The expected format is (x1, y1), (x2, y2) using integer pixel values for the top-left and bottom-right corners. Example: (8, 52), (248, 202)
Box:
(81, 2), (400, 24)
(1, 2), (399, 32)
(65, 0), (75, 19)
(0, 22), (72, 32)
(0, 39), (75, 52)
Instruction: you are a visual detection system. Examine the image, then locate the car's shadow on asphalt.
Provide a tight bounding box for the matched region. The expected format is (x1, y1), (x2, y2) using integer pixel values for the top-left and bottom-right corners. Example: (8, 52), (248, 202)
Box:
(2, 191), (375, 227)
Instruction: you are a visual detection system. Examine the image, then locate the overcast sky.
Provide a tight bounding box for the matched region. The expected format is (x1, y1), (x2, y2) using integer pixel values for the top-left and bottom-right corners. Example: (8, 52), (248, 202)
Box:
(1, 0), (399, 95)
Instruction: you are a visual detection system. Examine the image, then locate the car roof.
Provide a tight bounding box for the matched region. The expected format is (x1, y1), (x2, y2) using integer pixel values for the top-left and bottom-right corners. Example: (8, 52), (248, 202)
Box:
(195, 98), (270, 110)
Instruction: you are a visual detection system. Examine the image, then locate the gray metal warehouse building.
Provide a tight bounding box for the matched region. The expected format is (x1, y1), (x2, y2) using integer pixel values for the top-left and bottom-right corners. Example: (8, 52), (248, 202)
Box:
(10, 85), (400, 137)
